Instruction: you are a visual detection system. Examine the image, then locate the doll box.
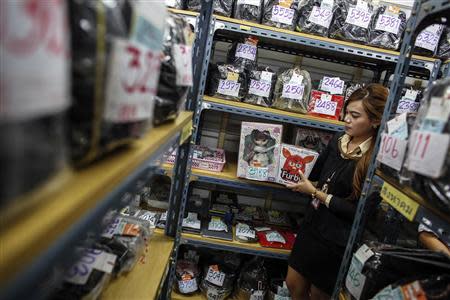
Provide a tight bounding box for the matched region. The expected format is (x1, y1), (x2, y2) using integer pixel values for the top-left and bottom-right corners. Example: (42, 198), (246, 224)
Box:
(166, 145), (226, 172)
(276, 144), (319, 185)
(237, 122), (283, 182)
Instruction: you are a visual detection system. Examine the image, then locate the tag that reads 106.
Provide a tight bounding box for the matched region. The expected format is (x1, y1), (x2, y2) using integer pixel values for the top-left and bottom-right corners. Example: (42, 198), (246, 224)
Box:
(375, 14), (401, 34)
(205, 266), (226, 287)
(282, 84), (304, 100)
(217, 79), (240, 97)
(249, 79), (271, 97)
(345, 7), (372, 29)
(271, 5), (295, 25)
(236, 43), (257, 61)
(308, 6), (333, 28)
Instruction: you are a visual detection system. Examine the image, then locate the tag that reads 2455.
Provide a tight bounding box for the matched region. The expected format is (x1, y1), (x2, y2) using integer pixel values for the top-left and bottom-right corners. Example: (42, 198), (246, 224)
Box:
(380, 181), (419, 221)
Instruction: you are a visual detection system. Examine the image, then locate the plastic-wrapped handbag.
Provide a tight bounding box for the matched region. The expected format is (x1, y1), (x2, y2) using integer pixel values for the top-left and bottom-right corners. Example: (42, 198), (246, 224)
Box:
(368, 3), (407, 50)
(234, 0), (264, 23)
(262, 0), (301, 31)
(207, 64), (248, 101)
(244, 66), (277, 107)
(187, 0), (234, 17)
(68, 0), (166, 165)
(329, 0), (374, 44)
(413, 24), (444, 57)
(296, 0), (337, 37)
(236, 257), (268, 299)
(226, 36), (259, 71)
(272, 66), (312, 113)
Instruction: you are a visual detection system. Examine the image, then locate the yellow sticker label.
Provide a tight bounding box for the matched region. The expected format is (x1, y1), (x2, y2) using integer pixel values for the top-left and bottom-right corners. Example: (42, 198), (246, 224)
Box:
(279, 0), (293, 8)
(227, 72), (239, 81)
(380, 181), (419, 221)
(180, 119), (193, 145)
(240, 25), (251, 31)
(388, 5), (400, 14)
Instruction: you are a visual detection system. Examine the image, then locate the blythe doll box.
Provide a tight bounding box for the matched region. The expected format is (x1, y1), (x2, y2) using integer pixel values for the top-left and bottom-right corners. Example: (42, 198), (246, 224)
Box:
(237, 122), (283, 182)
(276, 144), (319, 185)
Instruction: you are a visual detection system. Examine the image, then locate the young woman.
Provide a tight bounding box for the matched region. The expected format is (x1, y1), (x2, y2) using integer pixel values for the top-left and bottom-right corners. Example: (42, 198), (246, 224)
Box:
(285, 84), (388, 300)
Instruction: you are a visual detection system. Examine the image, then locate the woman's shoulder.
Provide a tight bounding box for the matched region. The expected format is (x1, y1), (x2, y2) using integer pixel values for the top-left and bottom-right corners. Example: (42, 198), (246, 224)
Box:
(329, 131), (345, 147)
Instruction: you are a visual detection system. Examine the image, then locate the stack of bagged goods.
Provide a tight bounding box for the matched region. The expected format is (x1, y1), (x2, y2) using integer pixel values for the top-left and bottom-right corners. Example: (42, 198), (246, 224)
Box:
(308, 76), (345, 120)
(345, 243), (450, 300)
(1, 0), (70, 206)
(406, 78), (450, 214)
(234, 0), (264, 23)
(207, 64), (248, 101)
(236, 257), (269, 299)
(368, 4), (407, 50)
(68, 0), (166, 166)
(296, 0), (338, 37)
(262, 0), (301, 30)
(237, 122), (283, 182)
(293, 127), (334, 153)
(176, 256), (201, 295)
(276, 144), (319, 184)
(244, 66), (278, 107)
(329, 0), (375, 44)
(187, 0), (234, 17)
(154, 13), (194, 125)
(227, 36), (259, 71)
(202, 215), (234, 241)
(272, 66), (312, 113)
(182, 212), (202, 234)
(413, 24), (445, 57)
(437, 26), (450, 59)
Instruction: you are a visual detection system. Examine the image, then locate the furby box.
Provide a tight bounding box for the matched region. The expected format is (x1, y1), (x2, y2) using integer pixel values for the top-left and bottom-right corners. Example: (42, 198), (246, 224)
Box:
(276, 144), (319, 185)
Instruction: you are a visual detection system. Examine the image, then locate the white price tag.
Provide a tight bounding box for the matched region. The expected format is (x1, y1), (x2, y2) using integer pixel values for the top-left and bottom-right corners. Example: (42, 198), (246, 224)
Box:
(105, 39), (160, 122)
(205, 266), (226, 287)
(246, 166), (269, 181)
(173, 44), (193, 86)
(250, 290), (265, 300)
(266, 231), (286, 243)
(249, 79), (271, 97)
(271, 5), (295, 25)
(354, 244), (375, 264)
(377, 133), (408, 172)
(236, 224), (256, 238)
(261, 71), (273, 82)
(313, 94), (338, 116)
(375, 14), (401, 35)
(208, 219), (228, 232)
(396, 99), (420, 114)
(178, 278), (198, 293)
(407, 131), (450, 178)
(415, 25), (442, 52)
(404, 89), (419, 101)
(282, 84), (305, 100)
(1, 0), (70, 121)
(235, 43), (257, 61)
(345, 7), (372, 29)
(345, 256), (366, 300)
(308, 6), (333, 28)
(136, 211), (159, 227)
(217, 79), (240, 97)
(243, 0), (261, 6)
(321, 76), (345, 94)
(290, 73), (303, 84)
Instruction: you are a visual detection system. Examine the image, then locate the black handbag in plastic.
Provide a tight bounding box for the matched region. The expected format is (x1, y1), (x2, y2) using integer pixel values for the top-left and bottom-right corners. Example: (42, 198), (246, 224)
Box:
(244, 66), (278, 107)
(207, 64), (248, 101)
(234, 0), (263, 23)
(226, 36), (259, 71)
(262, 0), (301, 31)
(187, 0), (234, 17)
(368, 4), (407, 50)
(296, 0), (337, 37)
(166, 0), (185, 9)
(236, 257), (269, 299)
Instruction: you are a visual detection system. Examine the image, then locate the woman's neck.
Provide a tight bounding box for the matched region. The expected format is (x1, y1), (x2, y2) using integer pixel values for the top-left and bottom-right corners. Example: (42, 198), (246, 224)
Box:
(350, 134), (372, 145)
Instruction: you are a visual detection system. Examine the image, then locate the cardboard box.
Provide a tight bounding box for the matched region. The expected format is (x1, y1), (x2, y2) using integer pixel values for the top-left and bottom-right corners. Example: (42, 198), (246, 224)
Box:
(277, 144), (319, 185)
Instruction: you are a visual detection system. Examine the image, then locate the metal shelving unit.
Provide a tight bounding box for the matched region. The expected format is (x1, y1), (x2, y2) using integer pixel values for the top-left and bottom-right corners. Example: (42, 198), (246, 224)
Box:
(0, 112), (193, 300)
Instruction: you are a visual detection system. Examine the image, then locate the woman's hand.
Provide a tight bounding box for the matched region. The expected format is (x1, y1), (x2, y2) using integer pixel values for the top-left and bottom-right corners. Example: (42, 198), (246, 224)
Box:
(285, 171), (316, 195)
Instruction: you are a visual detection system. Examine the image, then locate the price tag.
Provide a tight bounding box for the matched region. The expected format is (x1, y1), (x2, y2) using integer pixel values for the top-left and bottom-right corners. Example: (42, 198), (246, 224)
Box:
(380, 181), (419, 221)
(290, 73), (303, 84)
(271, 5), (295, 25)
(405, 89), (419, 101)
(266, 231), (286, 243)
(178, 278), (198, 293)
(282, 84), (305, 100)
(249, 79), (271, 97)
(105, 39), (161, 123)
(321, 77), (344, 94)
(345, 7), (372, 29)
(236, 223), (256, 238)
(377, 133), (408, 172)
(205, 266), (226, 287)
(217, 79), (240, 97)
(396, 99), (420, 114)
(173, 44), (193, 86)
(407, 130), (450, 178)
(136, 211), (159, 227)
(235, 43), (257, 61)
(415, 25), (442, 52)
(354, 244), (375, 264)
(308, 6), (333, 28)
(243, 0), (261, 6)
(208, 218), (228, 232)
(261, 71), (273, 82)
(246, 166), (269, 181)
(313, 94), (338, 116)
(250, 290), (265, 300)
(375, 14), (401, 34)
(345, 256), (366, 299)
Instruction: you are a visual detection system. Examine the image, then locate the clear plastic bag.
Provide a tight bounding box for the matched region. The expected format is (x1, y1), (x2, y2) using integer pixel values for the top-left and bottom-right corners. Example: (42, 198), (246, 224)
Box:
(207, 64), (248, 101)
(272, 67), (312, 113)
(236, 257), (268, 299)
(243, 66), (277, 107)
(0, 0), (70, 206)
(368, 4), (407, 50)
(187, 0), (234, 17)
(68, 0), (166, 165)
(262, 0), (301, 31)
(154, 13), (194, 126)
(329, 0), (374, 44)
(234, 0), (264, 23)
(296, 0), (337, 37)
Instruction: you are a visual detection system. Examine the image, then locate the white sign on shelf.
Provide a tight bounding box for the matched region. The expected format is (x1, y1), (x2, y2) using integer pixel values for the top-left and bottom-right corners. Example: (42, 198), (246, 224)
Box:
(345, 7), (372, 29)
(396, 99), (420, 114)
(321, 76), (345, 95)
(308, 6), (333, 28)
(377, 133), (408, 172)
(235, 43), (257, 61)
(236, 224), (256, 238)
(249, 79), (271, 97)
(313, 94), (337, 116)
(205, 266), (226, 287)
(217, 79), (241, 97)
(415, 25), (442, 52)
(271, 5), (295, 25)
(374, 14), (401, 35)
(282, 84), (305, 100)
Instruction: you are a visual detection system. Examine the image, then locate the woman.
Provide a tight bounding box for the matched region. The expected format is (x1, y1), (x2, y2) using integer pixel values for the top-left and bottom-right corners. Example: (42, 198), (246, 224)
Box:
(285, 84), (388, 300)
